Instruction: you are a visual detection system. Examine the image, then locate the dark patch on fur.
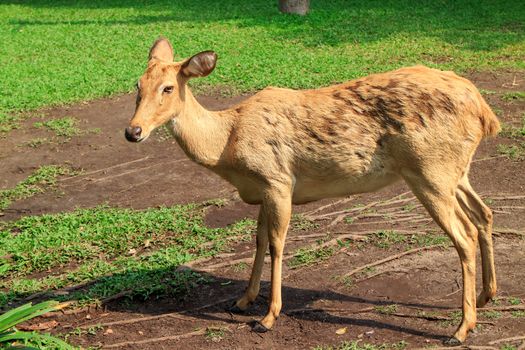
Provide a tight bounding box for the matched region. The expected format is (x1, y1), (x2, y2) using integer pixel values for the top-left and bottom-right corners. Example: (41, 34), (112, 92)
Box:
(266, 139), (285, 170)
(264, 115), (279, 127)
(435, 90), (456, 114)
(355, 150), (366, 159)
(371, 96), (404, 132)
(235, 106), (244, 114)
(306, 128), (326, 144)
(263, 107), (271, 113)
(416, 112), (427, 127)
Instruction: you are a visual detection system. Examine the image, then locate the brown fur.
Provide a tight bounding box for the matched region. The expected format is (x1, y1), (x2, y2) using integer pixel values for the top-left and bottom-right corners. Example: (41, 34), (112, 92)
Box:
(126, 38), (500, 343)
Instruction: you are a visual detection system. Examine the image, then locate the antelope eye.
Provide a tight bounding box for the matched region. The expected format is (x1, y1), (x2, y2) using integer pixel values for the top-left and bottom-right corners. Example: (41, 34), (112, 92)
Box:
(163, 86), (174, 94)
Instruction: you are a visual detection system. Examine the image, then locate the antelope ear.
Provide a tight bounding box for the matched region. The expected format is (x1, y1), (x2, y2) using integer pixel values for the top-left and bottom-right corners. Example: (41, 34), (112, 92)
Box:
(149, 37), (173, 62)
(180, 51), (217, 78)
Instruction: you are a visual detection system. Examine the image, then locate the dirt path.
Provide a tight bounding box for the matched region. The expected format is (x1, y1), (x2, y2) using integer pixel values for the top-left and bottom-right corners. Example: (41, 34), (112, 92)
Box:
(1, 71), (524, 349)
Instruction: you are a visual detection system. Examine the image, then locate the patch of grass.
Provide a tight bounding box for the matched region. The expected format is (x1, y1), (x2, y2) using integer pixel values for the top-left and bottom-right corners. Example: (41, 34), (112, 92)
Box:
(509, 297), (521, 305)
(232, 261), (249, 272)
(479, 89), (497, 95)
(500, 114), (525, 139)
(34, 117), (80, 138)
(401, 203), (416, 212)
(291, 213), (319, 231)
(497, 143), (525, 161)
(500, 345), (517, 350)
(480, 310), (502, 319)
(204, 327), (226, 343)
(502, 91), (525, 102)
(0, 203), (255, 308)
(484, 197), (494, 205)
(374, 304), (398, 315)
(0, 0), (524, 113)
(410, 233), (449, 247)
(0, 112), (20, 134)
(511, 310), (525, 318)
(0, 165), (74, 211)
(288, 246), (334, 269)
(24, 137), (49, 148)
(373, 230), (407, 248)
(344, 216), (355, 224)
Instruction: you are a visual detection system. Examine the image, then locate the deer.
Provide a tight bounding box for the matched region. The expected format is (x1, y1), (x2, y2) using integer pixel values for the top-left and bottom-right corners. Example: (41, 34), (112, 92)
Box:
(125, 37), (500, 345)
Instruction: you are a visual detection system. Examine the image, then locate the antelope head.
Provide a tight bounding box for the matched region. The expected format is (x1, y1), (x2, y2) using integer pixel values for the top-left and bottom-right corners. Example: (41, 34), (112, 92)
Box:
(125, 38), (217, 142)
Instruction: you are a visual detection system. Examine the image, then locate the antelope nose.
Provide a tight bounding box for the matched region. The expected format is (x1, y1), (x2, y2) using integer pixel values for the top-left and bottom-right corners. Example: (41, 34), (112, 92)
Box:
(125, 126), (142, 142)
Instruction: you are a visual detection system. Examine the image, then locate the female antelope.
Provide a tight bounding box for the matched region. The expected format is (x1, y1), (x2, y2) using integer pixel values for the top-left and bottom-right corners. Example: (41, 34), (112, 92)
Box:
(125, 38), (499, 345)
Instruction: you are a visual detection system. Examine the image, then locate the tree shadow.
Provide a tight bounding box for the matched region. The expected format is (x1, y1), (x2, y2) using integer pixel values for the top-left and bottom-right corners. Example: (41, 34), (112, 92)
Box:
(5, 0), (524, 51)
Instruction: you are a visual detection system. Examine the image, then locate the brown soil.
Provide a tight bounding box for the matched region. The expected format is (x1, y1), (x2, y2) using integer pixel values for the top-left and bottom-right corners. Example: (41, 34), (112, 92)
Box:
(1, 70), (524, 349)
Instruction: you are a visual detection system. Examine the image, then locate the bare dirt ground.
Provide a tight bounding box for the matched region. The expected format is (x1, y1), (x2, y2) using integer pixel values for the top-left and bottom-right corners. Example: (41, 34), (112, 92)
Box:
(1, 71), (524, 349)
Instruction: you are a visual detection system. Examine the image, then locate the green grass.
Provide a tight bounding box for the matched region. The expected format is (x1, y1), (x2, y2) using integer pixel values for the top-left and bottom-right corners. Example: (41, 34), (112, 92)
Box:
(479, 310), (502, 319)
(497, 143), (525, 161)
(0, 165), (74, 211)
(0, 0), (524, 115)
(290, 213), (319, 231)
(374, 304), (398, 315)
(0, 112), (21, 134)
(500, 114), (525, 139)
(373, 230), (407, 248)
(33, 117), (80, 138)
(502, 91), (525, 102)
(288, 246), (334, 269)
(0, 203), (255, 308)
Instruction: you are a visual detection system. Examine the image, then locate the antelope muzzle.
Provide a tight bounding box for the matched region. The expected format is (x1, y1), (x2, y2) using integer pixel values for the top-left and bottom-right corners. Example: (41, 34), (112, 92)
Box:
(125, 126), (143, 142)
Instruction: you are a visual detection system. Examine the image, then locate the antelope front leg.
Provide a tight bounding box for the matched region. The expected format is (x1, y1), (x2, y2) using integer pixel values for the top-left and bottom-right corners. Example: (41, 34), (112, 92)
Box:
(232, 207), (268, 312)
(253, 186), (292, 332)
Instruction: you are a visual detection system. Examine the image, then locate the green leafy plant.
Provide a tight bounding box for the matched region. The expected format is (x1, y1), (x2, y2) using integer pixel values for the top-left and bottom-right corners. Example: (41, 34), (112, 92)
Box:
(0, 300), (76, 349)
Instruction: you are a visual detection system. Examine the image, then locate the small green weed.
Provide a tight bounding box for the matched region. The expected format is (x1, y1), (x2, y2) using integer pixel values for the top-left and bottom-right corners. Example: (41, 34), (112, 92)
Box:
(410, 233), (449, 247)
(373, 230), (406, 248)
(511, 310), (525, 318)
(502, 91), (525, 102)
(509, 297), (521, 305)
(288, 246), (334, 269)
(0, 112), (20, 134)
(497, 143), (525, 161)
(232, 262), (249, 272)
(34, 117), (80, 138)
(291, 214), (319, 231)
(500, 345), (517, 350)
(205, 327), (226, 342)
(500, 115), (525, 139)
(374, 304), (398, 315)
(24, 137), (49, 148)
(480, 310), (502, 319)
(0, 165), (74, 211)
(401, 203), (416, 212)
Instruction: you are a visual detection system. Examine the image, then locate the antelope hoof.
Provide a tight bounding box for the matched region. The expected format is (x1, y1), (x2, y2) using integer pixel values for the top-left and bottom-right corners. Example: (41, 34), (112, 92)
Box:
(444, 336), (462, 346)
(228, 302), (247, 314)
(252, 320), (269, 333)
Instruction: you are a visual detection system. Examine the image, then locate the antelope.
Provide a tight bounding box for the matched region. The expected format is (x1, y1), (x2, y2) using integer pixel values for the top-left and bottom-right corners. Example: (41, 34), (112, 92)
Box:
(125, 37), (500, 345)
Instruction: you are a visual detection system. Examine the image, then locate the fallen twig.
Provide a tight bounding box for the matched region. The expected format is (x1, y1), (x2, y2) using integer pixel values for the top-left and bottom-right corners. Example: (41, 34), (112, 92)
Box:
(493, 227), (525, 237)
(489, 335), (525, 345)
(59, 156), (150, 182)
(103, 328), (207, 348)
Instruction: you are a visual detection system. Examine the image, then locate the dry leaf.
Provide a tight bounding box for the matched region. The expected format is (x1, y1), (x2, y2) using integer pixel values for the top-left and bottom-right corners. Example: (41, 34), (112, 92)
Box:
(335, 327), (347, 335)
(19, 320), (58, 331)
(104, 328), (114, 335)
